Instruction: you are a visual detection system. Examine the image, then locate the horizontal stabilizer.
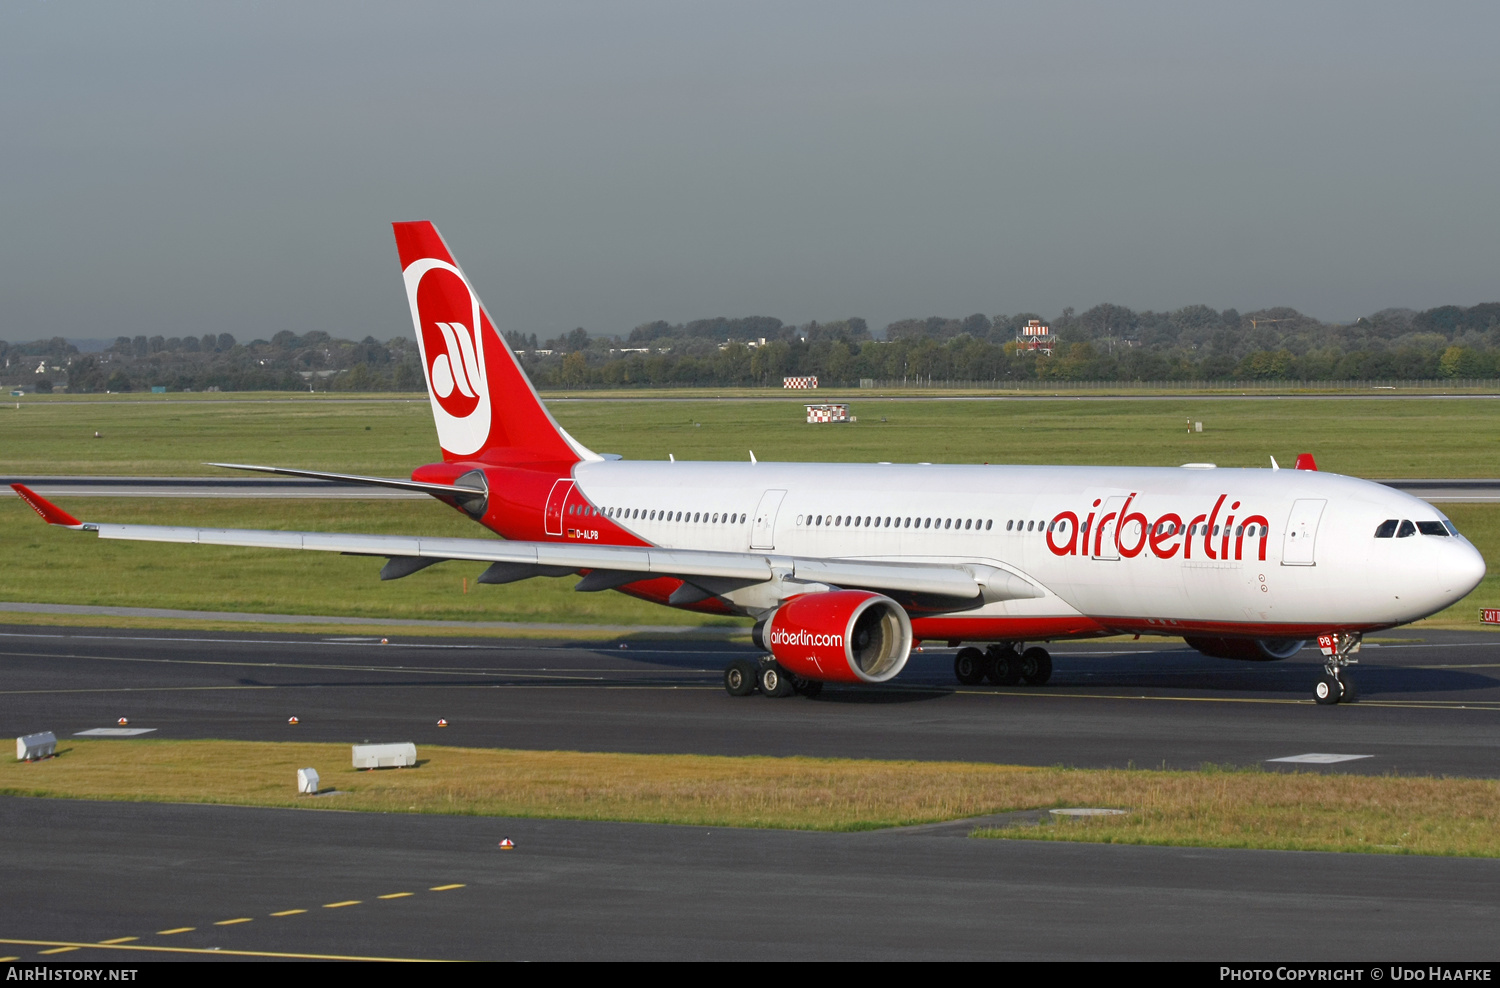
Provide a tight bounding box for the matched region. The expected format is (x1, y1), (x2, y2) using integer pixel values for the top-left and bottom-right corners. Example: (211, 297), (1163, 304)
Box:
(208, 463), (486, 500)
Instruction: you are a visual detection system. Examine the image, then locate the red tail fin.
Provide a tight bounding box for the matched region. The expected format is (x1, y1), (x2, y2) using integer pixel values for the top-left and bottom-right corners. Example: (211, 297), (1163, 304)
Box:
(392, 222), (592, 465)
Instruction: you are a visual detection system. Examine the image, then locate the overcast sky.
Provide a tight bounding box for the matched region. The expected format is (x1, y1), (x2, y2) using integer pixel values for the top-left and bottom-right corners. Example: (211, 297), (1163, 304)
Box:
(2, 2), (1496, 343)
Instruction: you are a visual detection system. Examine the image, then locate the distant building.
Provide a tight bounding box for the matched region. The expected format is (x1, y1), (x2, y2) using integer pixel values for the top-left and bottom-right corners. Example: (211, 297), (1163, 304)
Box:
(1016, 319), (1055, 354)
(805, 403), (851, 424)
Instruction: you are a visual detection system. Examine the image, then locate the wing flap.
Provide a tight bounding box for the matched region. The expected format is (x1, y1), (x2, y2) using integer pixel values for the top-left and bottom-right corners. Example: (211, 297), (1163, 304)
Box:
(793, 559), (980, 599)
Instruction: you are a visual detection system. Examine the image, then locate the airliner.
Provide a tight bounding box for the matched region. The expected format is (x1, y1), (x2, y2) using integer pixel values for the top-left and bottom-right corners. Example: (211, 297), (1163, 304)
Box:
(12, 222), (1486, 705)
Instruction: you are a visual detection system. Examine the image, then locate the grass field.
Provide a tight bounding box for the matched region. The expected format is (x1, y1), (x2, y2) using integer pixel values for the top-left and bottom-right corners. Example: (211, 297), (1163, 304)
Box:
(4, 391), (1500, 477)
(5, 739), (1498, 856)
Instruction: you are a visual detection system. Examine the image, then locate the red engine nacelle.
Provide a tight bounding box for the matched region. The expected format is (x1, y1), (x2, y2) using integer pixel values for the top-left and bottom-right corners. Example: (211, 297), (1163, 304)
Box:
(1183, 636), (1306, 661)
(754, 590), (913, 684)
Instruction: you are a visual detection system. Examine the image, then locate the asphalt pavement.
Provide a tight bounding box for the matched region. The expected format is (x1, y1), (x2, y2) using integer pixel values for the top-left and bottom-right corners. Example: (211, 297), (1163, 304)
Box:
(3, 624), (1499, 962)
(2, 795), (1498, 961)
(1, 625), (1496, 777)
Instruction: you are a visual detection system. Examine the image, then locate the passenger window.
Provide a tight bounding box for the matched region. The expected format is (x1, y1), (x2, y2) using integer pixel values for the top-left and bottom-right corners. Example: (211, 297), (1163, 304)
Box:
(1416, 521), (1449, 536)
(1397, 520), (1416, 538)
(1374, 520), (1397, 538)
(985, 520), (992, 530)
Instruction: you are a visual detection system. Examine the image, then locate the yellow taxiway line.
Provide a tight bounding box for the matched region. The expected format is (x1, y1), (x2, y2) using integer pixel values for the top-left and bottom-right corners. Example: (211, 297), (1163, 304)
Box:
(0, 937), (452, 962)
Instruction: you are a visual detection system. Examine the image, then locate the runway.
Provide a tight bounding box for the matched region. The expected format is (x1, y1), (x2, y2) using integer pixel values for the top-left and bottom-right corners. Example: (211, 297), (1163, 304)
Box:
(8, 475), (1500, 501)
(3, 795), (1498, 961)
(3, 624), (1499, 961)
(1, 625), (1497, 777)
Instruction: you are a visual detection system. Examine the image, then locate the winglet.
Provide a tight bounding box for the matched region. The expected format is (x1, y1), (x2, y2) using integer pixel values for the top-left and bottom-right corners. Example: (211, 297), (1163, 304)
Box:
(11, 484), (85, 528)
(1294, 453), (1318, 471)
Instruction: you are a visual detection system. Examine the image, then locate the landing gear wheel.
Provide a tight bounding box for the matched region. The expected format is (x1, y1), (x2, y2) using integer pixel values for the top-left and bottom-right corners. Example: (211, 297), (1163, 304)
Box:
(986, 648), (1021, 686)
(724, 659), (758, 696)
(1314, 675), (1342, 705)
(759, 664), (795, 698)
(1338, 675), (1357, 703)
(1019, 647), (1053, 686)
(793, 677), (824, 698)
(954, 647), (987, 685)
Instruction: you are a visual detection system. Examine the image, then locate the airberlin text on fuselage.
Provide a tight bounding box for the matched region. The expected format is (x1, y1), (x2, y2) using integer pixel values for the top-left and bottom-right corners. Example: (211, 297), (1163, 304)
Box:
(1047, 492), (1271, 562)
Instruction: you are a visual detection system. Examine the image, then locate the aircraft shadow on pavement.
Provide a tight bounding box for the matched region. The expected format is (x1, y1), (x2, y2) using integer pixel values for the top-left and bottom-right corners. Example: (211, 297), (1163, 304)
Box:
(1033, 658), (1498, 698)
(581, 642), (756, 671)
(809, 686), (952, 705)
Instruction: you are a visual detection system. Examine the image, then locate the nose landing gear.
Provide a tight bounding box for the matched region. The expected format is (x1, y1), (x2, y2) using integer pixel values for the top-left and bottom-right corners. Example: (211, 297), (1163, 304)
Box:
(1313, 632), (1361, 705)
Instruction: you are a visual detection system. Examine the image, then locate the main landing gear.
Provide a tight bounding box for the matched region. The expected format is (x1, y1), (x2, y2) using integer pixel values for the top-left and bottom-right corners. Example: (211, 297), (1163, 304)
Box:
(954, 644), (1052, 687)
(723, 657), (822, 698)
(1313, 632), (1361, 705)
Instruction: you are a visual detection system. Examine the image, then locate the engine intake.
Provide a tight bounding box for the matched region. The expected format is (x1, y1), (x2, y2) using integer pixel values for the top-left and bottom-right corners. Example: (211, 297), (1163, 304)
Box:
(755, 590), (913, 684)
(1183, 636), (1306, 661)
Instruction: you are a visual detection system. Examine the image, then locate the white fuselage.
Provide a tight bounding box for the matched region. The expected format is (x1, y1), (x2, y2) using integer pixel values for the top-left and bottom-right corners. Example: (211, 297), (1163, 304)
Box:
(567, 460), (1485, 635)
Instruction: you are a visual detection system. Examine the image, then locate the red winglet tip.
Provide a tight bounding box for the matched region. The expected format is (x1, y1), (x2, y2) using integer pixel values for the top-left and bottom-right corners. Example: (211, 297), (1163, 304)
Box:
(1294, 453), (1318, 471)
(10, 484), (83, 527)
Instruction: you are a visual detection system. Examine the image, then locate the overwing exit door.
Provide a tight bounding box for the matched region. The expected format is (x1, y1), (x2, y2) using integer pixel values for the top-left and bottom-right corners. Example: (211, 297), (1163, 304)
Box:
(750, 489), (787, 550)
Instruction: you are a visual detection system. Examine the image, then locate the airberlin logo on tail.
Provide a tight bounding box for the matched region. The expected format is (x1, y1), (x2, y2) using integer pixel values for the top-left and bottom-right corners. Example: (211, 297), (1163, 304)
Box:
(402, 258), (493, 457)
(428, 320), (482, 415)
(1046, 493), (1271, 562)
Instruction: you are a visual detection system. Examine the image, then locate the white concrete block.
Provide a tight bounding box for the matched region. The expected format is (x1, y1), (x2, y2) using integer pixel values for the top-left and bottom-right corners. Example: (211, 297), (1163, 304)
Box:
(352, 742), (417, 769)
(16, 732), (56, 761)
(297, 767), (320, 794)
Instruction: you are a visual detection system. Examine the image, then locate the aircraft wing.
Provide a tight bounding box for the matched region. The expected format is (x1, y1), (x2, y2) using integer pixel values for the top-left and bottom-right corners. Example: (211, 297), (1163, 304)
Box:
(10, 484), (1043, 604)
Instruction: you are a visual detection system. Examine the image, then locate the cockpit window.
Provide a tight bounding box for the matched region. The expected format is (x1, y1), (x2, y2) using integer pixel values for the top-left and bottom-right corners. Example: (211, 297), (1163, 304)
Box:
(1374, 520), (1398, 538)
(1444, 520), (1460, 537)
(1396, 520), (1416, 538)
(1416, 521), (1450, 536)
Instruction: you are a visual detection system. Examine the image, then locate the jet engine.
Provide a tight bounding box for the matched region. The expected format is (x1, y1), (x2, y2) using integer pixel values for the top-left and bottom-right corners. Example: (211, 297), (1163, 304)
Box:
(1183, 636), (1306, 661)
(753, 590), (913, 683)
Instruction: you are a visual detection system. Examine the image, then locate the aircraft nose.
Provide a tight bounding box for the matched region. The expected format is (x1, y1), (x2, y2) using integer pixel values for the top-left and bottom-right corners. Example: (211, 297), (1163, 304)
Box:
(1441, 540), (1487, 599)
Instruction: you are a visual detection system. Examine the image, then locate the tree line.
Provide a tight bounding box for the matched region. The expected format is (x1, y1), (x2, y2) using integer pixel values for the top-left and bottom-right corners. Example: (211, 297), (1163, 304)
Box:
(3, 301), (1498, 392)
